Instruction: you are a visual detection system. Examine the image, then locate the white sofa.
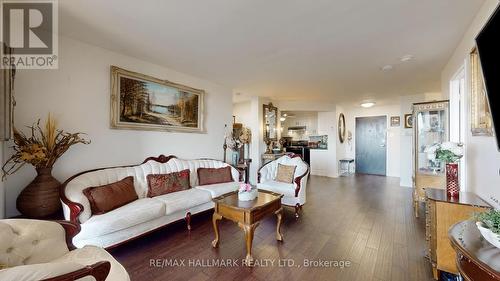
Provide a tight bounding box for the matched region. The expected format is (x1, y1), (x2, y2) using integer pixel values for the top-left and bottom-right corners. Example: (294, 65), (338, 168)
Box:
(0, 219), (129, 281)
(257, 155), (309, 217)
(61, 155), (241, 249)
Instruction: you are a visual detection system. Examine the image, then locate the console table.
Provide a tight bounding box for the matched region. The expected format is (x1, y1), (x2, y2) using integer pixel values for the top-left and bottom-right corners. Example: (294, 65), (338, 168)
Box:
(449, 220), (500, 281)
(425, 188), (491, 279)
(261, 153), (285, 165)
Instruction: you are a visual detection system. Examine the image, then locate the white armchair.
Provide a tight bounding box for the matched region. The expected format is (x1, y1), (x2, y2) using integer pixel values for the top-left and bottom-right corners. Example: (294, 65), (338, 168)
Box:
(0, 219), (129, 281)
(257, 155), (309, 217)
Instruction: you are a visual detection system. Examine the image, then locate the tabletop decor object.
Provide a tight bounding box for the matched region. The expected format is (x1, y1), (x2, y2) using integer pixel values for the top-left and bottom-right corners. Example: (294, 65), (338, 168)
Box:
(2, 114), (90, 218)
(238, 183), (257, 201)
(475, 210), (500, 249)
(225, 126), (247, 166)
(425, 142), (463, 198)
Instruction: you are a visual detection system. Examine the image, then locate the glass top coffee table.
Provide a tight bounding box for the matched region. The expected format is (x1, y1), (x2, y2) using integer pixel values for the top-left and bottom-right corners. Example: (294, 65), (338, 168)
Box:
(211, 189), (284, 266)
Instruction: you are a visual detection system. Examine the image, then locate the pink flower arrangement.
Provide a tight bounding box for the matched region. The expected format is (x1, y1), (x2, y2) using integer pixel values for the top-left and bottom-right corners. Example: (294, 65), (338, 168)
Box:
(239, 183), (253, 193)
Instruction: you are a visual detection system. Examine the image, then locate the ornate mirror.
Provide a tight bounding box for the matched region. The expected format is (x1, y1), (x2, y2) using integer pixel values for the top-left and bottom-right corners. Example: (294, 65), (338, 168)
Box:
(263, 103), (278, 141)
(338, 113), (346, 143)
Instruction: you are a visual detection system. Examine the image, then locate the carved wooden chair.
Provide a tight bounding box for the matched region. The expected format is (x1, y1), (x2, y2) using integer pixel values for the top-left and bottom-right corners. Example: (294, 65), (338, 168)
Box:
(257, 154), (309, 218)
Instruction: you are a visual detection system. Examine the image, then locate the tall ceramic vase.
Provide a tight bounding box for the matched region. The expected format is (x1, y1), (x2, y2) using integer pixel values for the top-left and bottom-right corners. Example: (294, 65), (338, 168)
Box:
(445, 163), (459, 198)
(16, 167), (61, 218)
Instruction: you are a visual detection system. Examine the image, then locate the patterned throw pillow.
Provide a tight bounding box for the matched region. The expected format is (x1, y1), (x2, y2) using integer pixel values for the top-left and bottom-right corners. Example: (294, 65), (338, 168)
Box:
(275, 163), (297, 183)
(147, 169), (191, 197)
(197, 166), (233, 186)
(83, 176), (138, 215)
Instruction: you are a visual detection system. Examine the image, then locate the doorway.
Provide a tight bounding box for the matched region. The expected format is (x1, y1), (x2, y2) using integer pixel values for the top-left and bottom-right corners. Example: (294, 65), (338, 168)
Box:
(450, 65), (467, 190)
(355, 116), (387, 175)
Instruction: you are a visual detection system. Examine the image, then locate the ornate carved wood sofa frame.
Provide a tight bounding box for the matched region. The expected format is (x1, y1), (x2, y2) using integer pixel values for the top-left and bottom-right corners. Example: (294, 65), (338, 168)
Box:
(60, 155), (243, 249)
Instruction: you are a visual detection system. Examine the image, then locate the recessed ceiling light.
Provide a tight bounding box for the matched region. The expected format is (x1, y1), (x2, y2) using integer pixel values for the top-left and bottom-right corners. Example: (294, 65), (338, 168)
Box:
(381, 65), (393, 71)
(360, 102), (376, 108)
(400, 55), (414, 62)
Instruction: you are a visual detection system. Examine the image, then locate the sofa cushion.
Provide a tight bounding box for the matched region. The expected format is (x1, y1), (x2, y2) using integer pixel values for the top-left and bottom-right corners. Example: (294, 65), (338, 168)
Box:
(275, 164), (296, 183)
(197, 166), (233, 186)
(53, 245), (130, 281)
(147, 169), (191, 197)
(257, 181), (296, 197)
(195, 181), (240, 198)
(0, 262), (87, 281)
(83, 176), (138, 215)
(152, 189), (212, 215)
(79, 198), (165, 239)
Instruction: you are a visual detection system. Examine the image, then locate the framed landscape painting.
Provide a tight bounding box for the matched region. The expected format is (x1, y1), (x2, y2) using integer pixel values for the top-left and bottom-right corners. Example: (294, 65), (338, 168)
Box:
(110, 66), (205, 133)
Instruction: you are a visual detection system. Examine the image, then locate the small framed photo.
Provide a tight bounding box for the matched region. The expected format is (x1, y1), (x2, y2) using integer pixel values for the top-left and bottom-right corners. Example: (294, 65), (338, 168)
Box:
(404, 114), (413, 128)
(390, 116), (400, 127)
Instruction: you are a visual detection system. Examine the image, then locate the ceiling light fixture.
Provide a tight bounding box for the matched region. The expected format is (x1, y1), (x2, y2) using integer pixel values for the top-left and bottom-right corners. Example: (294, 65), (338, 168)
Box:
(400, 55), (414, 62)
(280, 117), (286, 122)
(381, 65), (393, 71)
(360, 102), (376, 108)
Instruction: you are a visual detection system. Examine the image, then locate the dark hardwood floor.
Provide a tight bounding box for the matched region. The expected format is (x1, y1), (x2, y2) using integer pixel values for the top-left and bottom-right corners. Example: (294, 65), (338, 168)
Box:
(110, 175), (434, 281)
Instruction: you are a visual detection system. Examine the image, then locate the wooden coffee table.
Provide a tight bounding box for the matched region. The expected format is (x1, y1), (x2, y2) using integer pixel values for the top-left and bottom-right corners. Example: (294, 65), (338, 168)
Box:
(211, 189), (284, 265)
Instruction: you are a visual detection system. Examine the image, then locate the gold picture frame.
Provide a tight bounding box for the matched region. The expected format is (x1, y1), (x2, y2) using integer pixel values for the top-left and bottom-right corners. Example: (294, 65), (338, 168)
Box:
(404, 114), (413, 128)
(1, 45), (14, 141)
(470, 48), (493, 136)
(110, 66), (205, 133)
(263, 103), (278, 141)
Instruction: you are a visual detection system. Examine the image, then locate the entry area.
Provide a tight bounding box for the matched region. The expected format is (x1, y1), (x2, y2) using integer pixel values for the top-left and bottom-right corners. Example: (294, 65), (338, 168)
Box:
(355, 116), (387, 176)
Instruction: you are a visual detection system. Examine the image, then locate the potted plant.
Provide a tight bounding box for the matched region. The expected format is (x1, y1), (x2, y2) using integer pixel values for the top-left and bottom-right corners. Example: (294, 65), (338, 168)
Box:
(425, 142), (463, 197)
(475, 210), (500, 249)
(2, 114), (90, 218)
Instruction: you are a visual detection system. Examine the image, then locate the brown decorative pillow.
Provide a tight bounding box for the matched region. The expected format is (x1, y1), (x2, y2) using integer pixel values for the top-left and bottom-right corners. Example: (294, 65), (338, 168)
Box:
(275, 164), (297, 183)
(197, 166), (233, 186)
(147, 169), (191, 197)
(83, 176), (138, 215)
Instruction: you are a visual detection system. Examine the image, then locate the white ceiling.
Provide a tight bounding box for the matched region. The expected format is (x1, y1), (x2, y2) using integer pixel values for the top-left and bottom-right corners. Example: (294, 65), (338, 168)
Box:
(59, 0), (485, 104)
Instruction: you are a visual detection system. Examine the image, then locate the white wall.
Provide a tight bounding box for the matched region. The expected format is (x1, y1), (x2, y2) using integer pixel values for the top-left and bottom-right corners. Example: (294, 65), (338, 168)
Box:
(233, 101), (252, 126)
(274, 100), (336, 112)
(4, 36), (233, 217)
(310, 111), (337, 177)
(441, 0), (500, 208)
(232, 97), (268, 184)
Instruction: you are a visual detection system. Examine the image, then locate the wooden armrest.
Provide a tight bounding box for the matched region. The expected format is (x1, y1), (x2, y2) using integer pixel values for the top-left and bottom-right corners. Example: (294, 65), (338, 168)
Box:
(294, 168), (309, 197)
(54, 220), (81, 250)
(41, 261), (111, 281)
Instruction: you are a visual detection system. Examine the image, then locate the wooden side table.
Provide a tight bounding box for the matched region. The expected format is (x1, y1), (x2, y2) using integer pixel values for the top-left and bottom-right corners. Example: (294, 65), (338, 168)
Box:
(261, 153), (285, 165)
(425, 188), (491, 279)
(211, 190), (284, 265)
(449, 220), (500, 281)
